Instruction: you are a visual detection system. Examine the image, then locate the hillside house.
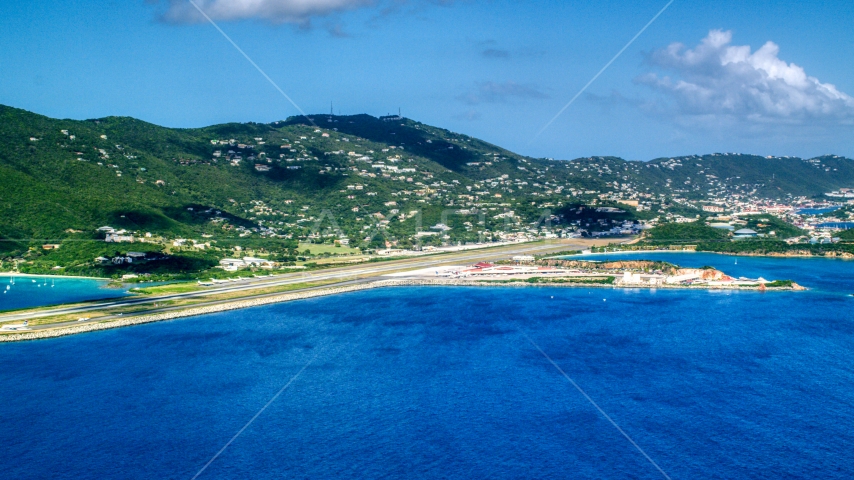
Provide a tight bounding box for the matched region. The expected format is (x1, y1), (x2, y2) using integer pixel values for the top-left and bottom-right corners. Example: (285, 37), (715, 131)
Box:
(105, 233), (134, 243)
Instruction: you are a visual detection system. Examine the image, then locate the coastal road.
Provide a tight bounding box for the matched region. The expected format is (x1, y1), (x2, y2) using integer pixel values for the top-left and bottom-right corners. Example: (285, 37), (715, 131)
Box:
(0, 240), (594, 324)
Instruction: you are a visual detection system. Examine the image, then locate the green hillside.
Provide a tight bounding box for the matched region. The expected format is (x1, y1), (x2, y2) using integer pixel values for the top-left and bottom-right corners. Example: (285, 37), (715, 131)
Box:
(0, 105), (638, 249)
(638, 153), (854, 199)
(643, 222), (731, 244)
(2, 104), (854, 277)
(737, 215), (807, 238)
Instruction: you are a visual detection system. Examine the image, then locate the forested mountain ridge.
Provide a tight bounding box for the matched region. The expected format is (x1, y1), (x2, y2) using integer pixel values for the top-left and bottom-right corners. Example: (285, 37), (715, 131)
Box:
(2, 104), (853, 251)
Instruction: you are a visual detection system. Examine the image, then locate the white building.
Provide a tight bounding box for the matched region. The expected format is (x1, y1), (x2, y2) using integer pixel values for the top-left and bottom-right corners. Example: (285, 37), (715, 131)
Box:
(105, 233), (134, 243)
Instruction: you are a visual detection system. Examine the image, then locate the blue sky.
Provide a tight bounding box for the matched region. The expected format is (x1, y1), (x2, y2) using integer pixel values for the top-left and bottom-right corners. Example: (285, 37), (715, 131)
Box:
(1, 0), (852, 160)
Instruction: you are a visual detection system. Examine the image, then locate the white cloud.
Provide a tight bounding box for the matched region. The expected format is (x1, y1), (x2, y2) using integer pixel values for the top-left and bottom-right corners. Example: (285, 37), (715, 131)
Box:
(457, 81), (549, 105)
(158, 0), (374, 24)
(637, 30), (854, 125)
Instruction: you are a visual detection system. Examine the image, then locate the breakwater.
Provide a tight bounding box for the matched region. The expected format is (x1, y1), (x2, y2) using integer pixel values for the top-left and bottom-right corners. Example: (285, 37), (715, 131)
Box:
(0, 278), (801, 342)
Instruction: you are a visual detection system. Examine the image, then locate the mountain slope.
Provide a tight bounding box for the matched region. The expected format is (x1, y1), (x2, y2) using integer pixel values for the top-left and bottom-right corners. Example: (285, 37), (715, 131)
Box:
(1, 104), (853, 251)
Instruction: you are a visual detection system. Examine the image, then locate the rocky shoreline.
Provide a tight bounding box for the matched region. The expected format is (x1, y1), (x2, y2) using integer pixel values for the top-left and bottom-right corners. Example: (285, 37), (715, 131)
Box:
(0, 281), (396, 343)
(602, 249), (854, 259)
(727, 251), (854, 259)
(0, 278), (803, 343)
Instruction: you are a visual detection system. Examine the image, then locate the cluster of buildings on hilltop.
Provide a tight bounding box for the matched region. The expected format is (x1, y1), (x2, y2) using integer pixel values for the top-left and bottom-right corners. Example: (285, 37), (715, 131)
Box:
(825, 188), (854, 199)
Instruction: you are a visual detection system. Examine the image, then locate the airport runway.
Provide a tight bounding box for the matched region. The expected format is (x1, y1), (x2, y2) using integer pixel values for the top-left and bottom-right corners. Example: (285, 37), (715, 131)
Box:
(0, 241), (583, 324)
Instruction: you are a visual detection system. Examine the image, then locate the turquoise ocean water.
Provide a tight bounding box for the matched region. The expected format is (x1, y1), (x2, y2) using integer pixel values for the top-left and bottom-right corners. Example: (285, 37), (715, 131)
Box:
(0, 275), (129, 311)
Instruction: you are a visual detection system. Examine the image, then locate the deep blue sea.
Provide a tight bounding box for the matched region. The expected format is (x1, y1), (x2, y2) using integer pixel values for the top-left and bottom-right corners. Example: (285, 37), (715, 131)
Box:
(0, 275), (129, 311)
(1, 254), (854, 479)
(816, 222), (854, 229)
(797, 206), (842, 215)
